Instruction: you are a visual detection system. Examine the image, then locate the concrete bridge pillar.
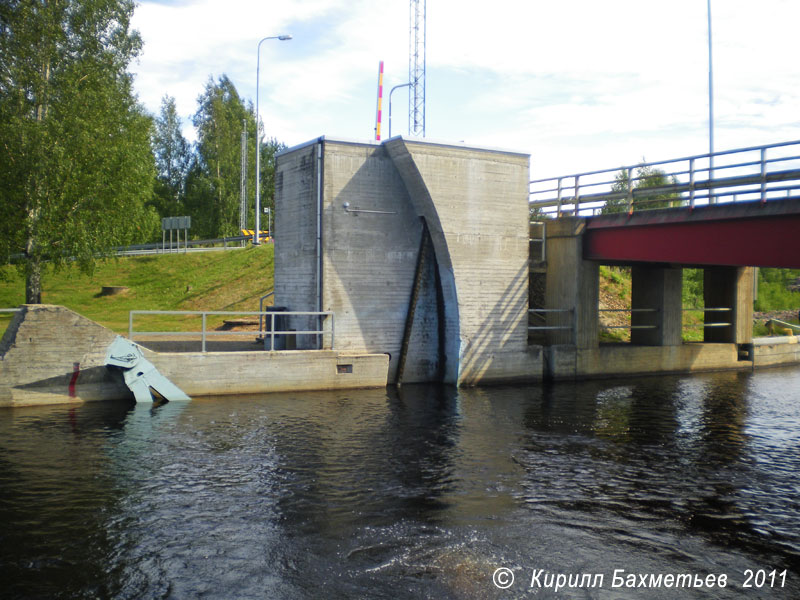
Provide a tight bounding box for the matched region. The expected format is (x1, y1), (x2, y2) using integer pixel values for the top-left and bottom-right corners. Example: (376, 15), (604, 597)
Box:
(544, 218), (599, 348)
(631, 266), (683, 346)
(703, 267), (754, 344)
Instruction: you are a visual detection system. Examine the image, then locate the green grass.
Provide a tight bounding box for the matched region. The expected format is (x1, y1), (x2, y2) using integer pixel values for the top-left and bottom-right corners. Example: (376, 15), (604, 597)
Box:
(0, 245), (274, 337)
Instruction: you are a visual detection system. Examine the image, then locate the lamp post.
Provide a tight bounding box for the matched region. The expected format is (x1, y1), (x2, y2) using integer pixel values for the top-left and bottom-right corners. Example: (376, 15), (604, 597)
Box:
(707, 0), (715, 201)
(389, 82), (411, 138)
(254, 34), (292, 245)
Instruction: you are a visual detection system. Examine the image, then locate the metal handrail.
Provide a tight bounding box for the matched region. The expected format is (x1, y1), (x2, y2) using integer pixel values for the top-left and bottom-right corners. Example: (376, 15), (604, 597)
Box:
(529, 220), (547, 262)
(599, 307), (658, 330)
(681, 307), (732, 329)
(528, 308), (574, 331)
(129, 309), (334, 352)
(258, 291), (275, 333)
(530, 139), (800, 216)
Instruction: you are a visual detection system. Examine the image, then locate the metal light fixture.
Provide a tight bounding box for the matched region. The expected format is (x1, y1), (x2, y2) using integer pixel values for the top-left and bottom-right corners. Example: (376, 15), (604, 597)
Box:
(254, 34), (292, 245)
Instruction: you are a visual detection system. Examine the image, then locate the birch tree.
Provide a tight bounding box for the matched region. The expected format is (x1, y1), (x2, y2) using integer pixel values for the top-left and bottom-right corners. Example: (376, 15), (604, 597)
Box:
(0, 0), (158, 302)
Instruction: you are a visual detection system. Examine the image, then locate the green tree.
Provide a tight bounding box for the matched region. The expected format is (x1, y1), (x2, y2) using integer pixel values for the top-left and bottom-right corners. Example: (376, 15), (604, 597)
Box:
(186, 75), (258, 239)
(0, 0), (158, 303)
(602, 164), (682, 214)
(258, 137), (287, 232)
(151, 94), (192, 215)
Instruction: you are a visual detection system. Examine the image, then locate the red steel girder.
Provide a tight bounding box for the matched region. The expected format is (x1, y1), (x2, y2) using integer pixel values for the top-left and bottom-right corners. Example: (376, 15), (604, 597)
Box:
(583, 199), (800, 268)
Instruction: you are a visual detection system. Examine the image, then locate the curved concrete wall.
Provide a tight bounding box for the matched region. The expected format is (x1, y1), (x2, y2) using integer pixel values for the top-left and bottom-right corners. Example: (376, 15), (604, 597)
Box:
(276, 137), (541, 386)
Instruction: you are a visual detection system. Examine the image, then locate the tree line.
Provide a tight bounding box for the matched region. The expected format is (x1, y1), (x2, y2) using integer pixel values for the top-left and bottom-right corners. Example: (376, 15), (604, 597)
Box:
(0, 0), (284, 303)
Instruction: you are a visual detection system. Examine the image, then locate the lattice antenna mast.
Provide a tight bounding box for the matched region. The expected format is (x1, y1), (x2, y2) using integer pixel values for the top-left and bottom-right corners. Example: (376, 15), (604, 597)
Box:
(409, 0), (426, 137)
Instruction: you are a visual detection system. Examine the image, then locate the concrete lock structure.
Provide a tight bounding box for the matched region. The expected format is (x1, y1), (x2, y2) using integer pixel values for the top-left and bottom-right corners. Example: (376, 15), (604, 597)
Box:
(273, 136), (799, 385)
(274, 137), (541, 386)
(4, 137), (800, 407)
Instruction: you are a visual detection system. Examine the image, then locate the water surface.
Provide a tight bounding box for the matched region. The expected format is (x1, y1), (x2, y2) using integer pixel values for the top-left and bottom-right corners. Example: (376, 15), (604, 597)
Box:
(1, 368), (799, 598)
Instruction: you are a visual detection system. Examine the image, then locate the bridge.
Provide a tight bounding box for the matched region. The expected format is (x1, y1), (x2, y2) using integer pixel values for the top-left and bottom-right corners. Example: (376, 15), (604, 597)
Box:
(268, 136), (798, 386)
(528, 140), (800, 378)
(530, 140), (800, 268)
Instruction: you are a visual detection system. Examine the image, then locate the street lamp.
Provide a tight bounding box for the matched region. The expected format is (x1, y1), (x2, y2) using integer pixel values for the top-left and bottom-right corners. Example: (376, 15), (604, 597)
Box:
(707, 0), (715, 201)
(389, 82), (411, 138)
(254, 34), (292, 245)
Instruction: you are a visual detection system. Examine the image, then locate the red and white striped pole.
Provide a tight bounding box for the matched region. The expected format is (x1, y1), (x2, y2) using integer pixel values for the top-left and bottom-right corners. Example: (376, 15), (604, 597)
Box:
(375, 60), (384, 140)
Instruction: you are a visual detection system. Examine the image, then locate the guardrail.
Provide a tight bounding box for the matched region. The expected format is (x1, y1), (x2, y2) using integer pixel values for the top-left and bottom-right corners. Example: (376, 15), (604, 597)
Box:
(128, 309), (334, 352)
(599, 308), (658, 330)
(528, 308), (574, 332)
(682, 307), (732, 329)
(120, 234), (263, 256)
(530, 139), (800, 217)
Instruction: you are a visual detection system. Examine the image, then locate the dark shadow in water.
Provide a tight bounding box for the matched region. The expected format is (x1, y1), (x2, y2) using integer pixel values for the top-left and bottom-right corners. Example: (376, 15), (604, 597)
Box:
(516, 372), (800, 574)
(270, 384), (461, 537)
(0, 400), (136, 599)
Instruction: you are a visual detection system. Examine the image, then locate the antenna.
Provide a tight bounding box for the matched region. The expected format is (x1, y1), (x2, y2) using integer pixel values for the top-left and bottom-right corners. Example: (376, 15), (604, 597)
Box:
(409, 0), (426, 137)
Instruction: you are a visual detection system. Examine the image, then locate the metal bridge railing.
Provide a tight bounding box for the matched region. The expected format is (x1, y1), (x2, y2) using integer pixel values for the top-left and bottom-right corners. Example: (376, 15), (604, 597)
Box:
(530, 139), (800, 217)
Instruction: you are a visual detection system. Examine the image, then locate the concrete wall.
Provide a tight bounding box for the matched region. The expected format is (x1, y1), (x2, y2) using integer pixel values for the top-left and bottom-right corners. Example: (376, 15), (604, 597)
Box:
(546, 343), (748, 380)
(321, 141), (438, 382)
(753, 336), (800, 367)
(151, 351), (388, 397)
(275, 137), (541, 386)
(0, 305), (131, 405)
(385, 139), (537, 385)
(0, 305), (388, 407)
(274, 140), (321, 344)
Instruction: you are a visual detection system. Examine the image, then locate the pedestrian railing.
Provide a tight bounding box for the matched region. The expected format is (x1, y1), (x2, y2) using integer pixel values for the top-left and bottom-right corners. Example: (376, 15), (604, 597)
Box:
(530, 139), (800, 217)
(128, 309), (334, 352)
(528, 308), (574, 331)
(599, 308), (658, 330)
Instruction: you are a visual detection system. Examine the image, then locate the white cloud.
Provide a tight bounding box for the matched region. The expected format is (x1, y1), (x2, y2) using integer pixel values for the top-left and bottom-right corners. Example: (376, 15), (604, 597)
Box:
(131, 0), (800, 176)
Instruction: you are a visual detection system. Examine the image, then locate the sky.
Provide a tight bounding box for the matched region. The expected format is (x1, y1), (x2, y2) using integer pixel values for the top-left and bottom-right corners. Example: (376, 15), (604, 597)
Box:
(130, 0), (800, 178)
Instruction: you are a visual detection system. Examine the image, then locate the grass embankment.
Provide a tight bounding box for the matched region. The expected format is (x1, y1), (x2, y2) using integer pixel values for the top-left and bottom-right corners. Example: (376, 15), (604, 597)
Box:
(0, 245), (274, 338)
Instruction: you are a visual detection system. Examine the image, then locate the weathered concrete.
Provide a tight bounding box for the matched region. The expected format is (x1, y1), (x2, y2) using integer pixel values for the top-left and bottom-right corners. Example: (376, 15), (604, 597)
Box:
(546, 343), (749, 380)
(704, 267), (754, 344)
(753, 336), (800, 367)
(542, 218), (598, 348)
(275, 137), (541, 386)
(152, 350), (388, 397)
(0, 305), (129, 405)
(631, 266), (683, 346)
(0, 305), (389, 407)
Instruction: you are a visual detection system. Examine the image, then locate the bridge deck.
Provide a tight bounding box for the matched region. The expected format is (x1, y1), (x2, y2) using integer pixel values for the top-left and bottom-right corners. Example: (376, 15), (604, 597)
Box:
(583, 198), (800, 268)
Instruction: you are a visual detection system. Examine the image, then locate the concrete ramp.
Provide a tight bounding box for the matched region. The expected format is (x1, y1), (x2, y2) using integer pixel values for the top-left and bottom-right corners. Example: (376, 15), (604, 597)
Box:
(0, 305), (132, 405)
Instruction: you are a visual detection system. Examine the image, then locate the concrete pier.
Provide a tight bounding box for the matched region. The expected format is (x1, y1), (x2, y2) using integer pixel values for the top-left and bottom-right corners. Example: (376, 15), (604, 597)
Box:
(536, 216), (772, 380)
(630, 266), (682, 346)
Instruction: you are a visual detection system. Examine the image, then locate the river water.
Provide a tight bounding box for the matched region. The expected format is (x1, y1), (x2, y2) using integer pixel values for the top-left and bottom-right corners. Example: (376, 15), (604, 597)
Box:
(1, 367), (799, 599)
